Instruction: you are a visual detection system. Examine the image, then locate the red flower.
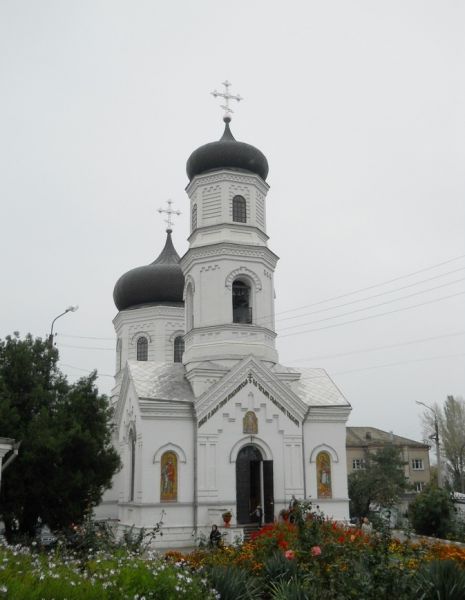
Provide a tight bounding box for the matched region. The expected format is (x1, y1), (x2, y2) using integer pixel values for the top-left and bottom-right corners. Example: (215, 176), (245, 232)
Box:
(311, 546), (322, 556)
(337, 536), (345, 543)
(278, 539), (289, 550)
(285, 550), (295, 560)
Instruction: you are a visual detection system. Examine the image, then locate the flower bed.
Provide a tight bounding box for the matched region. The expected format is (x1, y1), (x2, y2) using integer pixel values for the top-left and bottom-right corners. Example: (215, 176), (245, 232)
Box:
(2, 503), (465, 599)
(0, 544), (215, 599)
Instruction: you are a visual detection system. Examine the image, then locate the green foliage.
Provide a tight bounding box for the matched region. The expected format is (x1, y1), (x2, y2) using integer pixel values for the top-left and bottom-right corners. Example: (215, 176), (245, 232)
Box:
(0, 333), (121, 538)
(269, 576), (325, 600)
(262, 551), (298, 583)
(349, 445), (410, 518)
(206, 565), (262, 600)
(409, 485), (454, 538)
(440, 396), (465, 493)
(421, 396), (465, 493)
(415, 560), (465, 600)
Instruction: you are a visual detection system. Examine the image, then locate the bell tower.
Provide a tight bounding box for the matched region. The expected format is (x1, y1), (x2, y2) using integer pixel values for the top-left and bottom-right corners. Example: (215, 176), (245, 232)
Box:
(181, 83), (279, 395)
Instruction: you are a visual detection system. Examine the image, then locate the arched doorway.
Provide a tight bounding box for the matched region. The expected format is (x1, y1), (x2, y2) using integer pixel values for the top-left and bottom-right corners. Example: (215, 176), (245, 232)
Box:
(235, 444), (274, 524)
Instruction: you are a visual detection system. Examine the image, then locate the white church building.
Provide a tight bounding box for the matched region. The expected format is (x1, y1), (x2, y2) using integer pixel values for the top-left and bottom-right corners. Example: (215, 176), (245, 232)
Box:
(97, 87), (351, 547)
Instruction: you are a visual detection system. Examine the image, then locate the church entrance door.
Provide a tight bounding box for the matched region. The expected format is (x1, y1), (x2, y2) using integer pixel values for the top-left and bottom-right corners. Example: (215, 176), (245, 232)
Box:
(236, 445), (274, 525)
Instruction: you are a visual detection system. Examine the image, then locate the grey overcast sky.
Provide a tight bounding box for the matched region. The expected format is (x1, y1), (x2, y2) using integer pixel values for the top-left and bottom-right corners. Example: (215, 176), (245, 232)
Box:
(1, 0), (464, 444)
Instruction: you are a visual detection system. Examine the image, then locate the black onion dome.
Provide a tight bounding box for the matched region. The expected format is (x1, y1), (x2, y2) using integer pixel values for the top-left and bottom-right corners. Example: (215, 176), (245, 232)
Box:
(186, 118), (269, 181)
(113, 230), (184, 311)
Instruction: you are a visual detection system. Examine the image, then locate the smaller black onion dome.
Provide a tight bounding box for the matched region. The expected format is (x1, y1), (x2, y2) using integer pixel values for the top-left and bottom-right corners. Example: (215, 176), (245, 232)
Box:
(186, 117), (269, 181)
(113, 230), (184, 311)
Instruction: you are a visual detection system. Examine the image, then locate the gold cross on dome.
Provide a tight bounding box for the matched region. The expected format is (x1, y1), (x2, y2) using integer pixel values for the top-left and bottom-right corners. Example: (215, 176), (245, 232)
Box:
(211, 80), (243, 119)
(157, 199), (181, 231)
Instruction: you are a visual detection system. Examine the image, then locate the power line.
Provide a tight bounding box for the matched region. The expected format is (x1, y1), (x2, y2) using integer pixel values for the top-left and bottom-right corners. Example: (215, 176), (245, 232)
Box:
(59, 334), (114, 341)
(272, 266), (465, 325)
(57, 343), (114, 351)
(271, 253), (465, 320)
(58, 254), (465, 343)
(328, 352), (465, 377)
(280, 290), (465, 338)
(278, 277), (465, 332)
(287, 330), (465, 363)
(60, 363), (114, 378)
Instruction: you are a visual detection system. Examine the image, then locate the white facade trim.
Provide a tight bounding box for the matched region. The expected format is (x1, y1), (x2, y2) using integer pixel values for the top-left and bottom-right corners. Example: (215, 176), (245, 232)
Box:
(130, 331), (152, 344)
(153, 443), (187, 464)
(309, 443), (339, 463)
(225, 266), (262, 291)
(229, 436), (273, 462)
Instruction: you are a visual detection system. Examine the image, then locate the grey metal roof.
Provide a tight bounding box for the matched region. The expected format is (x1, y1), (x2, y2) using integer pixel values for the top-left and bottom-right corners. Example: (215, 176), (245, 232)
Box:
(186, 118), (269, 182)
(127, 361), (194, 403)
(347, 426), (429, 448)
(286, 367), (351, 407)
(113, 230), (185, 311)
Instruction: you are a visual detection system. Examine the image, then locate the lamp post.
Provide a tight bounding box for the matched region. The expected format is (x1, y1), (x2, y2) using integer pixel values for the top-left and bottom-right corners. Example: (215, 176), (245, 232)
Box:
(48, 305), (79, 347)
(416, 400), (441, 487)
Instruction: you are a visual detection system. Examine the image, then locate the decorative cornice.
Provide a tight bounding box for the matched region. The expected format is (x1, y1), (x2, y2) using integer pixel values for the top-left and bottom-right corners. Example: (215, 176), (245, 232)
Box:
(183, 323), (277, 342)
(304, 406), (352, 423)
(186, 169), (270, 197)
(180, 242), (279, 272)
(139, 399), (194, 420)
(113, 305), (184, 328)
(187, 222), (270, 245)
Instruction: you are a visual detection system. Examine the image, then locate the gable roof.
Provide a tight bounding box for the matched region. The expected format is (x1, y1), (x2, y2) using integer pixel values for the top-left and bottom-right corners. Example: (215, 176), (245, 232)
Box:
(195, 355), (309, 425)
(347, 426), (429, 449)
(127, 360), (194, 403)
(288, 367), (350, 407)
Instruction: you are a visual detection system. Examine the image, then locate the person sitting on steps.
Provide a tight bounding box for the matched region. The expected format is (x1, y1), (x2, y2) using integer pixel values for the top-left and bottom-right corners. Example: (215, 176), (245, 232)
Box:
(209, 524), (222, 548)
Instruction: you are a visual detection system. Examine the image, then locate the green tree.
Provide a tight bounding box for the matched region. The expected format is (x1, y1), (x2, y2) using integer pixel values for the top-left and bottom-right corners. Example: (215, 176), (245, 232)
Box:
(0, 333), (120, 538)
(409, 484), (453, 538)
(421, 396), (465, 492)
(348, 445), (409, 518)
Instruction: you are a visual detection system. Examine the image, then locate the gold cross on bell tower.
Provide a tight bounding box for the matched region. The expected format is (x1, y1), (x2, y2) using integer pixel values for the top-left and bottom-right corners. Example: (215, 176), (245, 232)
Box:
(211, 80), (243, 120)
(157, 199), (181, 232)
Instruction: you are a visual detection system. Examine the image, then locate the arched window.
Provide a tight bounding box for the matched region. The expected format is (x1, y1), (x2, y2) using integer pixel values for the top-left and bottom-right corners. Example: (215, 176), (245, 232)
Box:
(136, 337), (148, 361)
(232, 279), (252, 323)
(173, 336), (185, 363)
(192, 204), (197, 231)
(128, 428), (136, 501)
(316, 451), (332, 499)
(233, 195), (247, 223)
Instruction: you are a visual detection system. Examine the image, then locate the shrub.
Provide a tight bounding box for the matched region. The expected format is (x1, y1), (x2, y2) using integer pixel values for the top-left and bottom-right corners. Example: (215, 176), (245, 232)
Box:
(409, 486), (454, 538)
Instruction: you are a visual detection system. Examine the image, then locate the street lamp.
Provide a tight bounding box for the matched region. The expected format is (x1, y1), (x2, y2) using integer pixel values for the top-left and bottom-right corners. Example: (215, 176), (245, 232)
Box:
(48, 305), (79, 347)
(416, 400), (441, 487)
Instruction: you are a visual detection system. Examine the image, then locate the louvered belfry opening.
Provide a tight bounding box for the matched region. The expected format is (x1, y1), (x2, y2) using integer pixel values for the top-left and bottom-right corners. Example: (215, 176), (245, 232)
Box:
(232, 279), (252, 324)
